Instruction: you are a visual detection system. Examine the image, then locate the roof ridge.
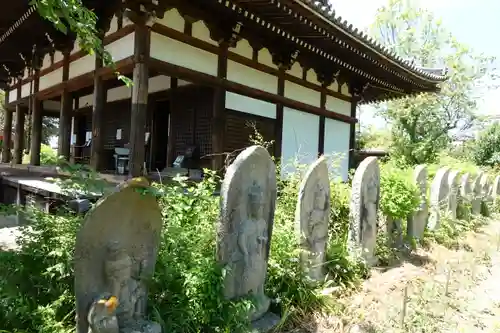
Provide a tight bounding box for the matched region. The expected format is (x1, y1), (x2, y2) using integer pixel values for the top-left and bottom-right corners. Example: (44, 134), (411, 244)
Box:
(294, 0), (447, 81)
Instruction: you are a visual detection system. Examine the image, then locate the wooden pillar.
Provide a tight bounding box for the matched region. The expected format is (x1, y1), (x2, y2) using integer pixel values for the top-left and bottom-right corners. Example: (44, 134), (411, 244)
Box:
(58, 50), (72, 160)
(128, 22), (150, 177)
(348, 98), (358, 170)
(14, 104), (25, 164)
(73, 98), (84, 160)
(2, 106), (13, 163)
(30, 67), (42, 165)
(212, 42), (228, 172)
(166, 77), (178, 167)
(274, 68), (285, 160)
(90, 34), (107, 170)
(318, 85), (327, 156)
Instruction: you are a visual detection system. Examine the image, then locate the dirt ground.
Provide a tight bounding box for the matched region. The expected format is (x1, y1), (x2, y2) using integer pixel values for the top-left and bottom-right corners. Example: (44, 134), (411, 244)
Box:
(297, 217), (500, 333)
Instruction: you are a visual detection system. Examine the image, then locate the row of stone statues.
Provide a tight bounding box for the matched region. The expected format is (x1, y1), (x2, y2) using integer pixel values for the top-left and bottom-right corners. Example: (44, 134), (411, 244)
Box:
(73, 146), (499, 333)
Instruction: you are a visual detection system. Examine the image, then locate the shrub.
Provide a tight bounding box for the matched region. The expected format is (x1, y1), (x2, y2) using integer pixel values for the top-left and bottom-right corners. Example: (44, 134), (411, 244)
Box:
(149, 171), (250, 333)
(379, 164), (420, 221)
(41, 144), (59, 165)
(0, 207), (79, 333)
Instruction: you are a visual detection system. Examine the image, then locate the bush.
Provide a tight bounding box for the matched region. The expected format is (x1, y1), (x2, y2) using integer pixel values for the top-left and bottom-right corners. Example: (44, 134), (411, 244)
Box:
(470, 122), (500, 167)
(379, 163), (420, 221)
(0, 207), (79, 332)
(0, 159), (368, 332)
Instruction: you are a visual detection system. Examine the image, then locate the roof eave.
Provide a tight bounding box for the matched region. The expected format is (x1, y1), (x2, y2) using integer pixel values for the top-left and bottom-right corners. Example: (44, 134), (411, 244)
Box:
(289, 0), (448, 83)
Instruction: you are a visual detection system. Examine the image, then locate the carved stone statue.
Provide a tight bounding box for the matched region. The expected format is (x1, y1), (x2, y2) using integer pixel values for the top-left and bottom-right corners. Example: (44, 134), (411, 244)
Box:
(493, 175), (500, 199)
(218, 145), (279, 330)
(349, 156), (380, 266)
(75, 177), (162, 333)
(447, 170), (460, 219)
(295, 157), (330, 282)
(471, 173), (483, 215)
(428, 167), (450, 230)
(408, 165), (428, 239)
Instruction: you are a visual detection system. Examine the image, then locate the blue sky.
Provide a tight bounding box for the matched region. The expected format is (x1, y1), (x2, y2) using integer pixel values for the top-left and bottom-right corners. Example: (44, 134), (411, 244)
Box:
(330, 0), (500, 128)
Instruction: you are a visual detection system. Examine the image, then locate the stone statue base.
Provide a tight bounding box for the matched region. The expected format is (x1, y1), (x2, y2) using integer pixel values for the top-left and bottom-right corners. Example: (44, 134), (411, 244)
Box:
(120, 320), (161, 333)
(250, 312), (281, 333)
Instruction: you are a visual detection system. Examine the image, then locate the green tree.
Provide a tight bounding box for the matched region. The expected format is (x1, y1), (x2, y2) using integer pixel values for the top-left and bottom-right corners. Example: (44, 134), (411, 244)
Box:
(358, 125), (393, 150)
(470, 121), (500, 167)
(32, 0), (131, 85)
(370, 0), (497, 165)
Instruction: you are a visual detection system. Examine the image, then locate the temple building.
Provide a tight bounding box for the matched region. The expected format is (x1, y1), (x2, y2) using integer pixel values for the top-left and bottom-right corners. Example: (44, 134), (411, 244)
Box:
(0, 0), (446, 180)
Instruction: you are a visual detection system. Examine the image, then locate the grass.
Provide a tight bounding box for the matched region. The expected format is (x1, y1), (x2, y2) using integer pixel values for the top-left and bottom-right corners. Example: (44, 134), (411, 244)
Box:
(325, 214), (500, 333)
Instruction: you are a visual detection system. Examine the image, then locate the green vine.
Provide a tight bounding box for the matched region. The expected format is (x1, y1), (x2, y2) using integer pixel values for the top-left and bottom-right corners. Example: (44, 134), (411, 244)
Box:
(31, 0), (132, 86)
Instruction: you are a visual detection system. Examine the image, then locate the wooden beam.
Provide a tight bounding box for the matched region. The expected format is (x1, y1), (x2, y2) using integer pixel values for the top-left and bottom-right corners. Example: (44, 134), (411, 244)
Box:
(274, 68), (285, 160)
(148, 58), (357, 125)
(318, 84), (327, 156)
(166, 77), (178, 167)
(212, 42), (228, 172)
(90, 35), (107, 170)
(348, 98), (358, 169)
(58, 50), (72, 160)
(128, 22), (151, 177)
(14, 104), (25, 164)
(30, 68), (42, 165)
(2, 107), (13, 163)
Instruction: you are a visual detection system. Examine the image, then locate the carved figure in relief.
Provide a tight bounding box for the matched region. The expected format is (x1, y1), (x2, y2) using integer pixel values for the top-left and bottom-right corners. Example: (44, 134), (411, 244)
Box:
(303, 183), (329, 280)
(237, 182), (270, 320)
(307, 184), (329, 255)
(361, 172), (378, 261)
(104, 241), (144, 323)
(87, 294), (119, 333)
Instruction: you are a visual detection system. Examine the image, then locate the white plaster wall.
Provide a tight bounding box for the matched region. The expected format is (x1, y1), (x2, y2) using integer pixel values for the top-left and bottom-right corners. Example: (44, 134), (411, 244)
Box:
(77, 76), (191, 108)
(341, 83), (351, 97)
(288, 62), (303, 79)
(284, 81), (321, 108)
(39, 68), (63, 91)
(107, 16), (119, 35)
(41, 54), (52, 70)
(8, 90), (16, 103)
(105, 33), (135, 62)
(227, 60), (277, 94)
(150, 32), (218, 77)
(69, 54), (94, 80)
(232, 39), (253, 59)
(281, 107), (319, 175)
(21, 83), (31, 98)
(156, 9), (184, 32)
(258, 48), (277, 69)
(324, 118), (350, 181)
(54, 51), (64, 64)
(192, 21), (217, 46)
(326, 96), (351, 117)
(225, 92), (276, 119)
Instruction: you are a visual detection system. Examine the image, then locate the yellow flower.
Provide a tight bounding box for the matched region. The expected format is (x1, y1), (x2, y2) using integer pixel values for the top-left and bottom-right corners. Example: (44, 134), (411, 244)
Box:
(98, 295), (119, 314)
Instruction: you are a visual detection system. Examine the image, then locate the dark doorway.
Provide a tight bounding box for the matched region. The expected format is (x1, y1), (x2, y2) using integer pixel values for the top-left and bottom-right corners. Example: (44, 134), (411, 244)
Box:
(151, 100), (170, 171)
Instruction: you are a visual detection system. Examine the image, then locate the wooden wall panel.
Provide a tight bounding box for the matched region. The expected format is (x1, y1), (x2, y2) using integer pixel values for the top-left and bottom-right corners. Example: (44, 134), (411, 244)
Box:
(225, 110), (275, 165)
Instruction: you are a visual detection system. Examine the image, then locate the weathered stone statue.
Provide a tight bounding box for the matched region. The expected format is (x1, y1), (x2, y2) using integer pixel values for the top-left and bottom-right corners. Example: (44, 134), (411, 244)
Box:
(218, 145), (279, 331)
(460, 173), (472, 199)
(492, 175), (500, 199)
(349, 156), (380, 266)
(447, 170), (460, 219)
(408, 165), (428, 239)
(428, 167), (450, 230)
(75, 177), (162, 333)
(472, 173), (482, 215)
(295, 157), (330, 282)
(480, 173), (492, 216)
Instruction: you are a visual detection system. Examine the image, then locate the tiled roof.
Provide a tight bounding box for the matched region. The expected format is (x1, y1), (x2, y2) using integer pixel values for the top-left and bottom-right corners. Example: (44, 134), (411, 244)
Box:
(294, 0), (447, 82)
